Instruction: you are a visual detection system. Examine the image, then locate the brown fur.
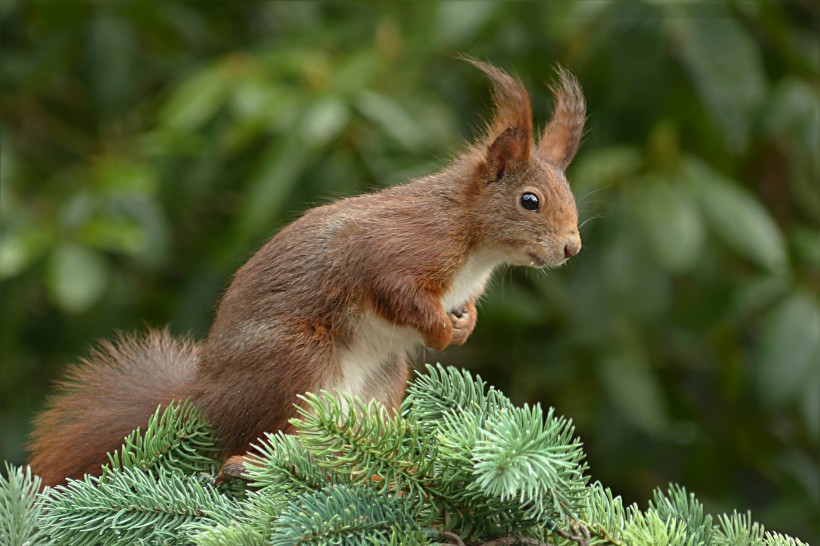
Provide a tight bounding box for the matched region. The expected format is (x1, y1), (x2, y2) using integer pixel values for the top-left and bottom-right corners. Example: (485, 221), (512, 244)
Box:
(539, 65), (586, 169)
(28, 60), (587, 485)
(28, 331), (198, 485)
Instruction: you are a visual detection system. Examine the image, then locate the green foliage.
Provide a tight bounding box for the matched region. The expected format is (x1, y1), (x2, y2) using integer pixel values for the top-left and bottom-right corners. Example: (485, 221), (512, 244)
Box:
(42, 468), (239, 546)
(1, 365), (811, 545)
(580, 482), (629, 545)
(403, 363), (513, 435)
(268, 486), (426, 546)
(2, 1), (817, 541)
(0, 463), (53, 546)
(713, 511), (766, 546)
(765, 533), (811, 546)
(472, 403), (587, 523)
(245, 431), (341, 494)
(650, 484), (714, 546)
(621, 508), (697, 546)
(292, 392), (437, 514)
(106, 400), (219, 475)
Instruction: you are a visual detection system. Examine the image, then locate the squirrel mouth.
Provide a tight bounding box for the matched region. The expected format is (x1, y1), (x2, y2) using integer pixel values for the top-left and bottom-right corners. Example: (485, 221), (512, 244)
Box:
(527, 252), (546, 267)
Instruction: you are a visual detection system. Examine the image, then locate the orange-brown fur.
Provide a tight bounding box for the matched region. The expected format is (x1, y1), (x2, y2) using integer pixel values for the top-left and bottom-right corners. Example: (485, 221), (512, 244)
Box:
(28, 59), (586, 485)
(29, 331), (198, 485)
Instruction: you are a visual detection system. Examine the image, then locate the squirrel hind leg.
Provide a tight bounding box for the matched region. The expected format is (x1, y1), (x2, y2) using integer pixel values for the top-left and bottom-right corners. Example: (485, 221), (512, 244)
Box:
(28, 329), (198, 486)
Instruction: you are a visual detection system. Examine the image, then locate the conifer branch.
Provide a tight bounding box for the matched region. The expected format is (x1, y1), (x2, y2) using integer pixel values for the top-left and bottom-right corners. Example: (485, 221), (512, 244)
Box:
(2, 364), (811, 545)
(0, 463), (53, 546)
(105, 400), (218, 476)
(292, 391), (440, 513)
(714, 510), (766, 546)
(42, 468), (238, 545)
(268, 485), (426, 545)
(649, 484), (713, 545)
(402, 364), (513, 436)
(472, 403), (588, 523)
(245, 431), (343, 495)
(764, 533), (810, 546)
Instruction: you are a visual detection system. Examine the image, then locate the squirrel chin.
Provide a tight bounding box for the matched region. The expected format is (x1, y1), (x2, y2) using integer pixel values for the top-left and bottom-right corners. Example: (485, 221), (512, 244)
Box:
(526, 252), (547, 267)
(521, 251), (572, 269)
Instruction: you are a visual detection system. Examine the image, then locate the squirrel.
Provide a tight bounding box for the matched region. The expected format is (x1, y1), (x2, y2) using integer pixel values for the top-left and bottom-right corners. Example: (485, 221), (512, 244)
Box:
(28, 59), (586, 487)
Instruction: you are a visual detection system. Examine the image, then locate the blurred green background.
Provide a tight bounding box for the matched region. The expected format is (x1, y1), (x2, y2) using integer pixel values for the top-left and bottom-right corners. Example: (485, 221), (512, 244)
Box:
(1, 0), (818, 541)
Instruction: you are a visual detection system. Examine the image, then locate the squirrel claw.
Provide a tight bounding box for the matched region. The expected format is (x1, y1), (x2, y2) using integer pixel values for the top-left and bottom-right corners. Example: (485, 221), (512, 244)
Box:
(451, 305), (468, 319)
(215, 455), (249, 486)
(449, 302), (477, 346)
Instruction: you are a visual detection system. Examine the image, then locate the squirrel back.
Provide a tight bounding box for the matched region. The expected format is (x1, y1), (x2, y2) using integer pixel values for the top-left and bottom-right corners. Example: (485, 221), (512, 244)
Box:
(29, 59), (587, 486)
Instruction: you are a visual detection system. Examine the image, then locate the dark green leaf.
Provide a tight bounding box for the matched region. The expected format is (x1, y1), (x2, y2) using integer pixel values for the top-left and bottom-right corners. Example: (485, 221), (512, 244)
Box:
(634, 175), (704, 273)
(45, 243), (110, 313)
(668, 3), (765, 151)
(685, 159), (787, 272)
(757, 291), (820, 407)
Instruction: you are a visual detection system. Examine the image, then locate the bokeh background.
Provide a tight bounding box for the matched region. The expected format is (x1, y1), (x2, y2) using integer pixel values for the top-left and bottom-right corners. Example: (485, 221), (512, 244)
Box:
(1, 1), (818, 541)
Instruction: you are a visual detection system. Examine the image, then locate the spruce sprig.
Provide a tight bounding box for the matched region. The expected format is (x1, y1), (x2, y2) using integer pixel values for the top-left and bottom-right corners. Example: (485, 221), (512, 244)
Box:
(2, 364), (811, 545)
(42, 468), (238, 546)
(620, 507), (698, 546)
(714, 511), (766, 546)
(292, 391), (438, 512)
(0, 463), (53, 546)
(431, 405), (535, 538)
(650, 484), (714, 545)
(764, 533), (810, 546)
(268, 485), (427, 546)
(402, 363), (512, 436)
(244, 431), (344, 494)
(106, 400), (218, 475)
(472, 403), (588, 523)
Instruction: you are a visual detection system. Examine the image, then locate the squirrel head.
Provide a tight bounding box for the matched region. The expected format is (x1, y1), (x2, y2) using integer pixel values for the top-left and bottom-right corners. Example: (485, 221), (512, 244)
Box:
(464, 59), (586, 268)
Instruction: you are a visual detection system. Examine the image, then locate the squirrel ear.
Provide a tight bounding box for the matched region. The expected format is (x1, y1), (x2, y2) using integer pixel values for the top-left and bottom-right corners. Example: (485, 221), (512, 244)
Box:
(462, 57), (534, 182)
(487, 127), (528, 181)
(539, 65), (585, 170)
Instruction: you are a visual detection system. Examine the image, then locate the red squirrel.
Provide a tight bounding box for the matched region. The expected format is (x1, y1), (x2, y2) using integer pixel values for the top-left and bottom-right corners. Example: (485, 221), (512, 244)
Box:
(28, 59), (586, 486)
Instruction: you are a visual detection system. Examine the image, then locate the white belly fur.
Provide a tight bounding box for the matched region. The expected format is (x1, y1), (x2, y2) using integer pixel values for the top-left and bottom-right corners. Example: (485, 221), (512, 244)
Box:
(333, 312), (420, 401)
(332, 246), (504, 401)
(440, 246), (505, 311)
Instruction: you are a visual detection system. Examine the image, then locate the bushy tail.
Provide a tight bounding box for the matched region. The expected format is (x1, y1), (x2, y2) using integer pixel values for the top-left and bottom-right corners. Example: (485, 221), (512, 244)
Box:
(28, 330), (199, 486)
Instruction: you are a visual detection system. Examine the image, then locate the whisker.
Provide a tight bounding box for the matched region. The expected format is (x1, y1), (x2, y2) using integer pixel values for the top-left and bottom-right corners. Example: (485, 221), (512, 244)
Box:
(578, 199), (607, 209)
(579, 214), (603, 230)
(578, 184), (613, 204)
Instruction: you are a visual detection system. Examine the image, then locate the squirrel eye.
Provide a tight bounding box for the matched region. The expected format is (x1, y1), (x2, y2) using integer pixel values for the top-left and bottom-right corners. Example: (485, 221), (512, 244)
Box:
(520, 192), (540, 212)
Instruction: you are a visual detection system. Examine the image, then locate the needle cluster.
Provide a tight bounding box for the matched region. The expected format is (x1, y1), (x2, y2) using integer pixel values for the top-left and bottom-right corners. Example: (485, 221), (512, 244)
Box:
(1, 366), (809, 546)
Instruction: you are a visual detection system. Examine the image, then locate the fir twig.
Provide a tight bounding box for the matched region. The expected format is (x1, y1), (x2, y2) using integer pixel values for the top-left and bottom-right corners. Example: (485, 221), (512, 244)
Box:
(244, 431), (346, 494)
(713, 510), (766, 546)
(650, 484), (713, 545)
(402, 364), (513, 435)
(478, 537), (556, 546)
(291, 391), (440, 512)
(764, 532), (810, 546)
(42, 468), (239, 545)
(1, 364), (811, 546)
(268, 485), (427, 545)
(472, 403), (588, 523)
(0, 464), (53, 546)
(105, 400), (218, 476)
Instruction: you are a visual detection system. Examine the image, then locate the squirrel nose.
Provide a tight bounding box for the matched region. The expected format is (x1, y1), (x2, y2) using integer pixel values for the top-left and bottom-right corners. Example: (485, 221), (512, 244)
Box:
(564, 237), (581, 258)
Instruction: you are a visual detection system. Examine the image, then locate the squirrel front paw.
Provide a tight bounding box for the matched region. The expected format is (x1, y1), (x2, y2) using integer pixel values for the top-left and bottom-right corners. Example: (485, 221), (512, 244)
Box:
(421, 315), (453, 351)
(448, 301), (477, 346)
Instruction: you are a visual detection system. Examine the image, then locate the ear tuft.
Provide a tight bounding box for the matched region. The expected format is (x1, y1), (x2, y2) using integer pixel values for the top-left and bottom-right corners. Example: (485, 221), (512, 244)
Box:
(539, 65), (586, 170)
(462, 56), (534, 152)
(487, 127), (528, 181)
